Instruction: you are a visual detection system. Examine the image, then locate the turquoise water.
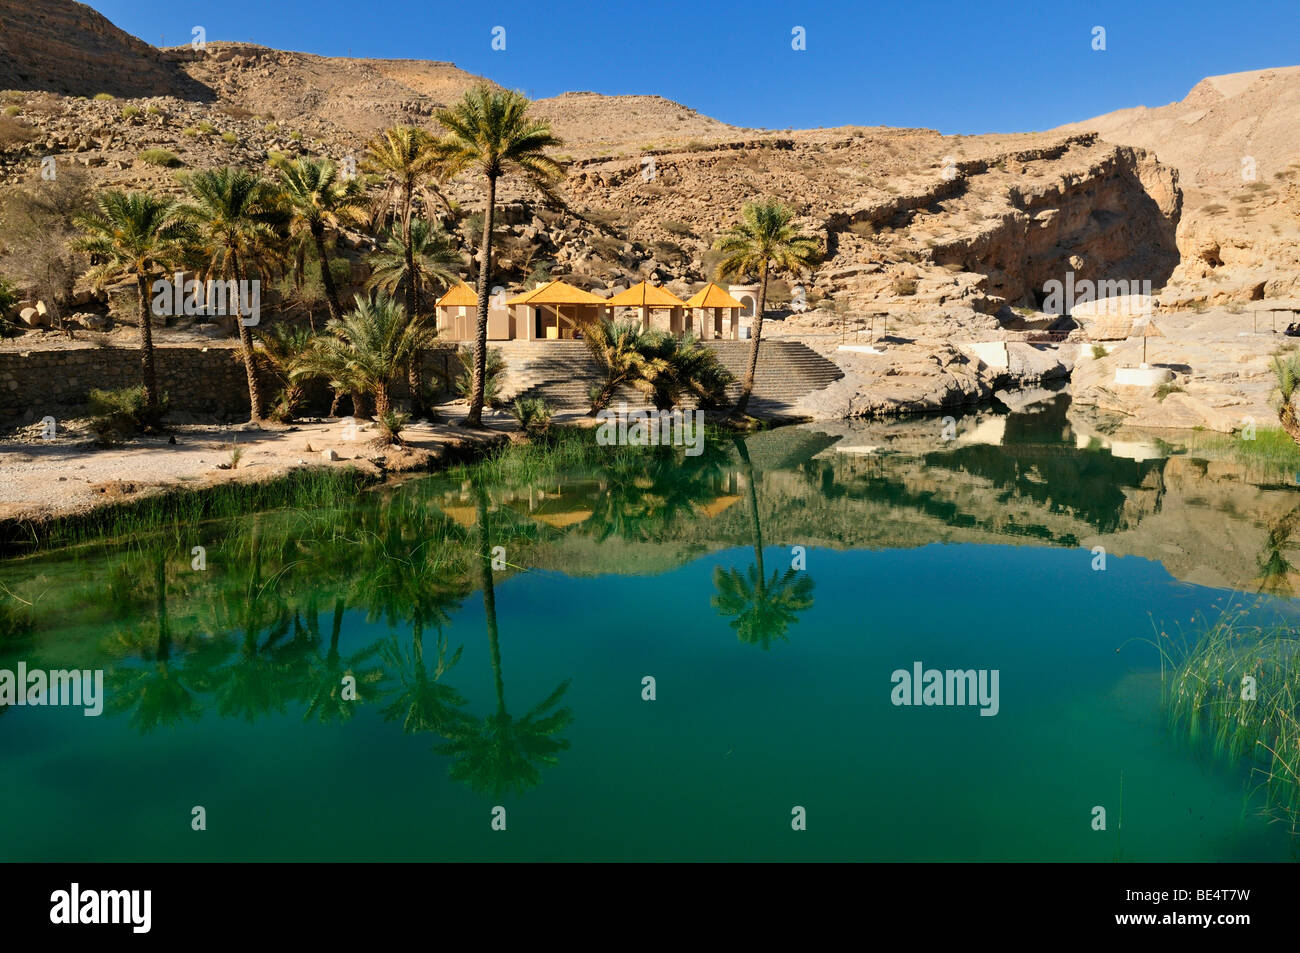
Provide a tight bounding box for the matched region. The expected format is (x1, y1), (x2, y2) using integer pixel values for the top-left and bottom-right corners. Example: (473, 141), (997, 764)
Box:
(3, 400), (1299, 861)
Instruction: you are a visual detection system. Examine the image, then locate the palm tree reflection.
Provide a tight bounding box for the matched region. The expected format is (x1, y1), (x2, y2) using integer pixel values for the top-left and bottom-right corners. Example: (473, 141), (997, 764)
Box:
(712, 438), (814, 649)
(435, 487), (573, 797)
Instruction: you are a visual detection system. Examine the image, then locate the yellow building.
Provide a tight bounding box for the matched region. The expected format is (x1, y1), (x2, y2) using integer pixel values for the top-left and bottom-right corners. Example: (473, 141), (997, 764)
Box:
(685, 282), (746, 340)
(606, 281), (689, 334)
(434, 281), (513, 341)
(507, 280), (610, 340)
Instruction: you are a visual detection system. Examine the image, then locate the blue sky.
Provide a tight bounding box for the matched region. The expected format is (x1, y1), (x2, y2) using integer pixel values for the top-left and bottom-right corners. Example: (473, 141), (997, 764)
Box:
(93, 0), (1299, 134)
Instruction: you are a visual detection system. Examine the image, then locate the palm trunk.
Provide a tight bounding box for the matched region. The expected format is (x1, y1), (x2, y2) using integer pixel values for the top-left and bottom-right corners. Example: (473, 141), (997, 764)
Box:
(135, 273), (160, 417)
(231, 254), (264, 422)
(733, 263), (769, 417)
(400, 186), (426, 421)
(466, 173), (497, 428)
(475, 488), (506, 716)
(313, 225), (343, 325)
(374, 383), (391, 420)
(736, 437), (764, 584)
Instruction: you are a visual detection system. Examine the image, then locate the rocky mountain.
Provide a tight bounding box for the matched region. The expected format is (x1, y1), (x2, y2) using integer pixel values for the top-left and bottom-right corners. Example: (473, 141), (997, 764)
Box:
(0, 0), (1293, 334)
(0, 0), (209, 99)
(1061, 67), (1300, 307)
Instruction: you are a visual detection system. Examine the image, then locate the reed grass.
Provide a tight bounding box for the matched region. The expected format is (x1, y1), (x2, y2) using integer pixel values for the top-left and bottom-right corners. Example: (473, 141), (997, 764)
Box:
(1155, 610), (1300, 831)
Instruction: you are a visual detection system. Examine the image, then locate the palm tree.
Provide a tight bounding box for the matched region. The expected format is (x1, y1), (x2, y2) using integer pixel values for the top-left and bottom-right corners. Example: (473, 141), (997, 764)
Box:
(274, 156), (366, 325)
(367, 217), (461, 315)
(72, 191), (194, 416)
(255, 323), (320, 421)
(711, 438), (814, 649)
(314, 293), (434, 423)
(364, 127), (448, 420)
(181, 167), (289, 422)
(713, 199), (820, 417)
(1272, 353), (1300, 445)
(638, 330), (733, 410)
(437, 85), (564, 427)
(583, 318), (664, 413)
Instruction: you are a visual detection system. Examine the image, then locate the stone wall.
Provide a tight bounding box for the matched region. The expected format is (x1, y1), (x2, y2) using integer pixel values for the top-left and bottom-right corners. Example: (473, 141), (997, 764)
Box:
(0, 343), (464, 421)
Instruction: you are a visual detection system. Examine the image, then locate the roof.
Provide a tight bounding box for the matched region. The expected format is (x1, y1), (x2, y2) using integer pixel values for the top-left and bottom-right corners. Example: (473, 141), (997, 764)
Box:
(606, 281), (687, 308)
(435, 281), (477, 307)
(685, 282), (744, 309)
(505, 279), (609, 306)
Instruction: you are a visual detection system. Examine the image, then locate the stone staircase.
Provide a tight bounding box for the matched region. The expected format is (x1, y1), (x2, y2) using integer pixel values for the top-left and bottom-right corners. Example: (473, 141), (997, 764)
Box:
(495, 339), (843, 417)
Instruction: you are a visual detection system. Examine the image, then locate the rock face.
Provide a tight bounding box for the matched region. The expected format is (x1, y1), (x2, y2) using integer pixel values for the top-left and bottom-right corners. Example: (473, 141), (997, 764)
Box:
(1061, 66), (1300, 309)
(0, 0), (210, 99)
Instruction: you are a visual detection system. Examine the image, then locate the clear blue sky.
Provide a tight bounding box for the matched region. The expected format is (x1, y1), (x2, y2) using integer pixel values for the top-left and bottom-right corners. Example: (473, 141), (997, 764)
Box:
(92, 0), (1299, 134)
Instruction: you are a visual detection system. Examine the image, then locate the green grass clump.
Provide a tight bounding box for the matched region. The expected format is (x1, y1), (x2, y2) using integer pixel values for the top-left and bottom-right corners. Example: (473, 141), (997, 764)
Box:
(1091, 343), (1108, 360)
(197, 120), (216, 135)
(1153, 383), (1185, 402)
(1159, 612), (1300, 830)
(221, 131), (238, 144)
(140, 148), (181, 167)
(2, 105), (19, 117)
(146, 104), (164, 116)
(93, 92), (115, 101)
(121, 105), (141, 120)
(88, 386), (169, 445)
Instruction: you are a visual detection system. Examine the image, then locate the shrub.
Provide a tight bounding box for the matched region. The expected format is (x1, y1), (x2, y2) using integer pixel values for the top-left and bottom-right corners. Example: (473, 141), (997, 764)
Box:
(197, 120), (216, 135)
(1091, 343), (1108, 360)
(377, 410), (409, 445)
(0, 114), (37, 148)
(140, 148), (181, 167)
(120, 105), (141, 120)
(2, 105), (19, 117)
(511, 397), (552, 437)
(662, 219), (693, 237)
(182, 126), (200, 138)
(146, 105), (164, 116)
(1154, 383), (1184, 402)
(88, 386), (168, 444)
(264, 121), (279, 133)
(92, 92), (115, 101)
(221, 131), (238, 144)
(454, 346), (505, 408)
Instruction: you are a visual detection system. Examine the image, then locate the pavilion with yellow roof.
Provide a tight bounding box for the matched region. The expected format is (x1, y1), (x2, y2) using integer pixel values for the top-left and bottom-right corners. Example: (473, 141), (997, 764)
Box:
(606, 280), (689, 335)
(435, 280), (513, 340)
(506, 279), (610, 341)
(685, 282), (746, 340)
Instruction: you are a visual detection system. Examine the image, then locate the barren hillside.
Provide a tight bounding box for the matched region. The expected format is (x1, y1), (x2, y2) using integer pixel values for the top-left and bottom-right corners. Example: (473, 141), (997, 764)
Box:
(1061, 67), (1300, 306)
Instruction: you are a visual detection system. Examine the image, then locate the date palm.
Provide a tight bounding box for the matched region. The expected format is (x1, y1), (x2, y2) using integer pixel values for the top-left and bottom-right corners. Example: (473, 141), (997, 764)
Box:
(367, 217), (461, 315)
(274, 156), (366, 325)
(314, 293), (435, 420)
(364, 127), (449, 419)
(437, 85), (564, 427)
(1272, 353), (1300, 446)
(72, 191), (194, 417)
(714, 198), (820, 417)
(256, 323), (318, 421)
(180, 167), (289, 422)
